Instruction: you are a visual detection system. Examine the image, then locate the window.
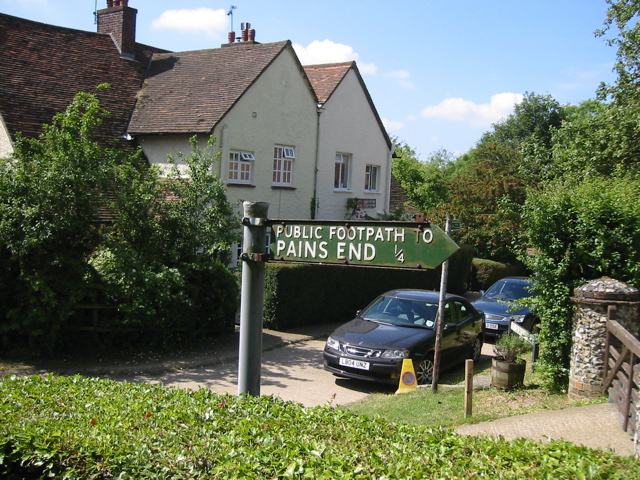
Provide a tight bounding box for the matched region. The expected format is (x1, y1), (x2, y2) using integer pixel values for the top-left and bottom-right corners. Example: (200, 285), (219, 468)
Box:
(228, 151), (254, 184)
(365, 164), (380, 192)
(273, 146), (294, 186)
(334, 153), (351, 190)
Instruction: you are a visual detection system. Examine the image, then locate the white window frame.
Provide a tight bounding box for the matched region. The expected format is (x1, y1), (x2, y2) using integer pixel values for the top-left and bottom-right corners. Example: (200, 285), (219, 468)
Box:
(364, 164), (380, 192)
(273, 145), (294, 186)
(334, 153), (351, 190)
(228, 150), (254, 184)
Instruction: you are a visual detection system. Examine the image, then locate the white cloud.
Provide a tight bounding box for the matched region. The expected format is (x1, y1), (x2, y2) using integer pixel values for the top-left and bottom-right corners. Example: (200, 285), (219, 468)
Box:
(293, 40), (378, 75)
(382, 118), (405, 131)
(152, 8), (228, 36)
(358, 62), (378, 75)
(293, 40), (357, 65)
(385, 70), (414, 89)
(421, 93), (524, 127)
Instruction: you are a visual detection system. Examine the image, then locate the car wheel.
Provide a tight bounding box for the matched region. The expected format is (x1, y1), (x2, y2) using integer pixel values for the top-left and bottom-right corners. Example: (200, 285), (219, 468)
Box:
(470, 335), (483, 362)
(415, 354), (434, 385)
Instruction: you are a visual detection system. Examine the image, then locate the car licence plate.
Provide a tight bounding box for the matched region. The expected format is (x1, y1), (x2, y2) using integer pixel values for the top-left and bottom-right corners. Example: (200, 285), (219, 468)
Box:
(486, 323), (499, 330)
(339, 357), (370, 370)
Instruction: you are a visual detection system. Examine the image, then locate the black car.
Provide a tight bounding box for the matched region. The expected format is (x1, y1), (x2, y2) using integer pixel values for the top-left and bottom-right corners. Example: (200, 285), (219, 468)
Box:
(472, 276), (537, 341)
(323, 289), (485, 385)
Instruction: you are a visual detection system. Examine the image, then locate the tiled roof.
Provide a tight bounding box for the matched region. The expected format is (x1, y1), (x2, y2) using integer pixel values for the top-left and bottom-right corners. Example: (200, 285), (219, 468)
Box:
(0, 13), (167, 146)
(303, 62), (353, 104)
(128, 41), (291, 134)
(304, 61), (392, 150)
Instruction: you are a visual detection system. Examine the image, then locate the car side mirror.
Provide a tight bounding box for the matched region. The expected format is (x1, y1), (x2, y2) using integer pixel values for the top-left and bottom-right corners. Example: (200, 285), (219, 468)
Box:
(444, 323), (458, 332)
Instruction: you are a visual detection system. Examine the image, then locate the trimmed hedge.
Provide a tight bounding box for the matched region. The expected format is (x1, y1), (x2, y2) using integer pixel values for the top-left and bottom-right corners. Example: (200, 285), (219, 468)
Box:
(2, 375), (639, 479)
(470, 258), (527, 292)
(263, 244), (473, 330)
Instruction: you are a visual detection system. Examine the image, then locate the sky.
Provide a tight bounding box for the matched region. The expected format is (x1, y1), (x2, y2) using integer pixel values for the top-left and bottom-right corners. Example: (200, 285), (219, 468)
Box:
(1, 0), (619, 159)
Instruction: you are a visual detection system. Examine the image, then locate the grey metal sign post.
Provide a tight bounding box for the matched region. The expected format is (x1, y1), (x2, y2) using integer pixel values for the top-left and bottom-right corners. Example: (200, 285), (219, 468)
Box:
(238, 201), (269, 396)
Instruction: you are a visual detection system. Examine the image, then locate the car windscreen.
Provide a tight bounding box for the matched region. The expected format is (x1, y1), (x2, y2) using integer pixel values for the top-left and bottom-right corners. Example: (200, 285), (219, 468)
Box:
(483, 280), (533, 301)
(360, 296), (438, 328)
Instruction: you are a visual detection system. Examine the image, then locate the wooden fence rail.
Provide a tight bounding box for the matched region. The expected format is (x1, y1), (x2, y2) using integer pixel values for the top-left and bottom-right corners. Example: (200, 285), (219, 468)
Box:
(603, 308), (640, 435)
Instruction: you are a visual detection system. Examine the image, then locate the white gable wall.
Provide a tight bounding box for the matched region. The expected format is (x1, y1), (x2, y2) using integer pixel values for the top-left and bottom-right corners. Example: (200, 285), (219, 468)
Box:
(315, 69), (391, 220)
(215, 47), (318, 220)
(138, 47), (318, 221)
(0, 115), (14, 158)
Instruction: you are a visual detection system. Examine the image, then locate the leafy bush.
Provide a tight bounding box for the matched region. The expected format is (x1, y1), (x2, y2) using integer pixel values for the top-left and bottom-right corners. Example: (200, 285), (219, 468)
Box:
(1, 375), (638, 478)
(470, 258), (526, 292)
(493, 333), (532, 363)
(521, 175), (640, 390)
(0, 92), (240, 354)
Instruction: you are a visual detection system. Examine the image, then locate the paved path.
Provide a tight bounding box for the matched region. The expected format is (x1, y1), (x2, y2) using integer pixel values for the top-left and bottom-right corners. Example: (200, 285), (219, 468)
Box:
(456, 402), (636, 456)
(120, 338), (385, 407)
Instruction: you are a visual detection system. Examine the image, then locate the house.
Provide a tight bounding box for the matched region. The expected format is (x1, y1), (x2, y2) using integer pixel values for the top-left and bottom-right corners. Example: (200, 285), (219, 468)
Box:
(127, 39), (320, 220)
(0, 1), (393, 222)
(0, 2), (167, 158)
(304, 62), (393, 220)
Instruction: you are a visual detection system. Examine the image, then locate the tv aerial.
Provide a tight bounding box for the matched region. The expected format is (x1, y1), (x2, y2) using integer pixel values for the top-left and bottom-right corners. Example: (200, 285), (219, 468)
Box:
(227, 5), (237, 32)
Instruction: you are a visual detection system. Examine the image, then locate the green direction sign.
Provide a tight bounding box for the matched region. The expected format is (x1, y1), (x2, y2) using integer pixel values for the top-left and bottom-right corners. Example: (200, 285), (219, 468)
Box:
(268, 220), (459, 269)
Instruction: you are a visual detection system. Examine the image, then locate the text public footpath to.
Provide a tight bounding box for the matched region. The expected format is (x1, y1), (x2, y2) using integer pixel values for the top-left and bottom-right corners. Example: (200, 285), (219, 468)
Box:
(268, 220), (459, 269)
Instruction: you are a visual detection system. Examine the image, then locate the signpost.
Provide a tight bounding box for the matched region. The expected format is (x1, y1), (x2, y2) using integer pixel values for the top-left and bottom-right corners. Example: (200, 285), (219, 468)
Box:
(268, 219), (459, 269)
(238, 207), (461, 397)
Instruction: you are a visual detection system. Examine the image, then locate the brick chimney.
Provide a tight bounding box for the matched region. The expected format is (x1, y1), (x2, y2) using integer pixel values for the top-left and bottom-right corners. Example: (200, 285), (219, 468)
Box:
(96, 0), (137, 60)
(224, 23), (258, 47)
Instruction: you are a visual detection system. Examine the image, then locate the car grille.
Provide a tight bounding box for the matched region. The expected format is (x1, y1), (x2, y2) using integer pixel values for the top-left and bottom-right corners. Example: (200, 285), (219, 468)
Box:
(485, 313), (506, 321)
(342, 344), (382, 358)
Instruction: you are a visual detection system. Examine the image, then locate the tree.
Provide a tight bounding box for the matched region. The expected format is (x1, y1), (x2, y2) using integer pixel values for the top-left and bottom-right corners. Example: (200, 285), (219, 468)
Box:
(544, 99), (640, 181)
(393, 93), (567, 263)
(515, 1), (640, 390)
(391, 142), (452, 213)
(597, 0), (640, 106)
(446, 140), (527, 262)
(521, 176), (640, 390)
(0, 90), (240, 354)
(0, 89), (120, 350)
(93, 136), (240, 334)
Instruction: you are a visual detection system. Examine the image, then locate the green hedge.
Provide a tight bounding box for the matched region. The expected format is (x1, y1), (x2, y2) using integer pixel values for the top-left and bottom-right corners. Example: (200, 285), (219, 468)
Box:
(263, 244), (473, 330)
(470, 258), (527, 292)
(2, 375), (638, 479)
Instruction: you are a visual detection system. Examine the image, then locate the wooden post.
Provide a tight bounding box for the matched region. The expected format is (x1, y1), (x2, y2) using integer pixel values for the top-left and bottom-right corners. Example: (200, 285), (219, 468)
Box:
(464, 359), (474, 418)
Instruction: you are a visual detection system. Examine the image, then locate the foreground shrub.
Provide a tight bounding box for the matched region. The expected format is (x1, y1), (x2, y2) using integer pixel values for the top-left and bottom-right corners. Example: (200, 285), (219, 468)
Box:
(1, 375), (638, 478)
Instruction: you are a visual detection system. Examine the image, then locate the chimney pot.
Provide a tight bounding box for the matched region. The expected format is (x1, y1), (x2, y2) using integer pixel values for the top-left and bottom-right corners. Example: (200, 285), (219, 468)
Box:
(228, 31), (235, 43)
(242, 28), (249, 42)
(248, 29), (256, 42)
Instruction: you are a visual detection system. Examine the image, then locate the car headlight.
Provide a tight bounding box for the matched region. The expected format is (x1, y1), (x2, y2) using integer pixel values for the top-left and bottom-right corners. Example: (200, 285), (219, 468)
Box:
(509, 315), (526, 323)
(326, 336), (340, 350)
(381, 349), (410, 359)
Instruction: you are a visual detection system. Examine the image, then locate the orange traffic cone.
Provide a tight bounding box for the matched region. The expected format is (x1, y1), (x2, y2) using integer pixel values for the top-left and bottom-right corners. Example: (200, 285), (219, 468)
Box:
(395, 358), (418, 394)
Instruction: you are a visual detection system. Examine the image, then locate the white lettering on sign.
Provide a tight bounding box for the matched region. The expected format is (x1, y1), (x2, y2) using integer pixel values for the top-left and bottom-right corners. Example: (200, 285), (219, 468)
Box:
(272, 224), (439, 264)
(336, 242), (376, 261)
(274, 224), (324, 240)
(276, 239), (329, 259)
(327, 226), (405, 242)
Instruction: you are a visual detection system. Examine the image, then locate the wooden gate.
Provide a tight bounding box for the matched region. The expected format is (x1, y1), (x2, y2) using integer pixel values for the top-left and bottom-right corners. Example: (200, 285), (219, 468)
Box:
(603, 307), (640, 435)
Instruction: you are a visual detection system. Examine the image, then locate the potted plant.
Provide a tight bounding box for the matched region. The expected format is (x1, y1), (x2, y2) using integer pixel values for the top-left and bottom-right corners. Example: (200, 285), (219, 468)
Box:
(491, 333), (531, 389)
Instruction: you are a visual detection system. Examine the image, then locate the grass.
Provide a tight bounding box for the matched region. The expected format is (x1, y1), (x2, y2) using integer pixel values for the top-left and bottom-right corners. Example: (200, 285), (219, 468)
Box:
(343, 348), (605, 428)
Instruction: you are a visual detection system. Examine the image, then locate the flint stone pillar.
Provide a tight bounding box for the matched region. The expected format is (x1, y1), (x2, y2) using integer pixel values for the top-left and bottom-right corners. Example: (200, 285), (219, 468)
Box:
(568, 277), (639, 400)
